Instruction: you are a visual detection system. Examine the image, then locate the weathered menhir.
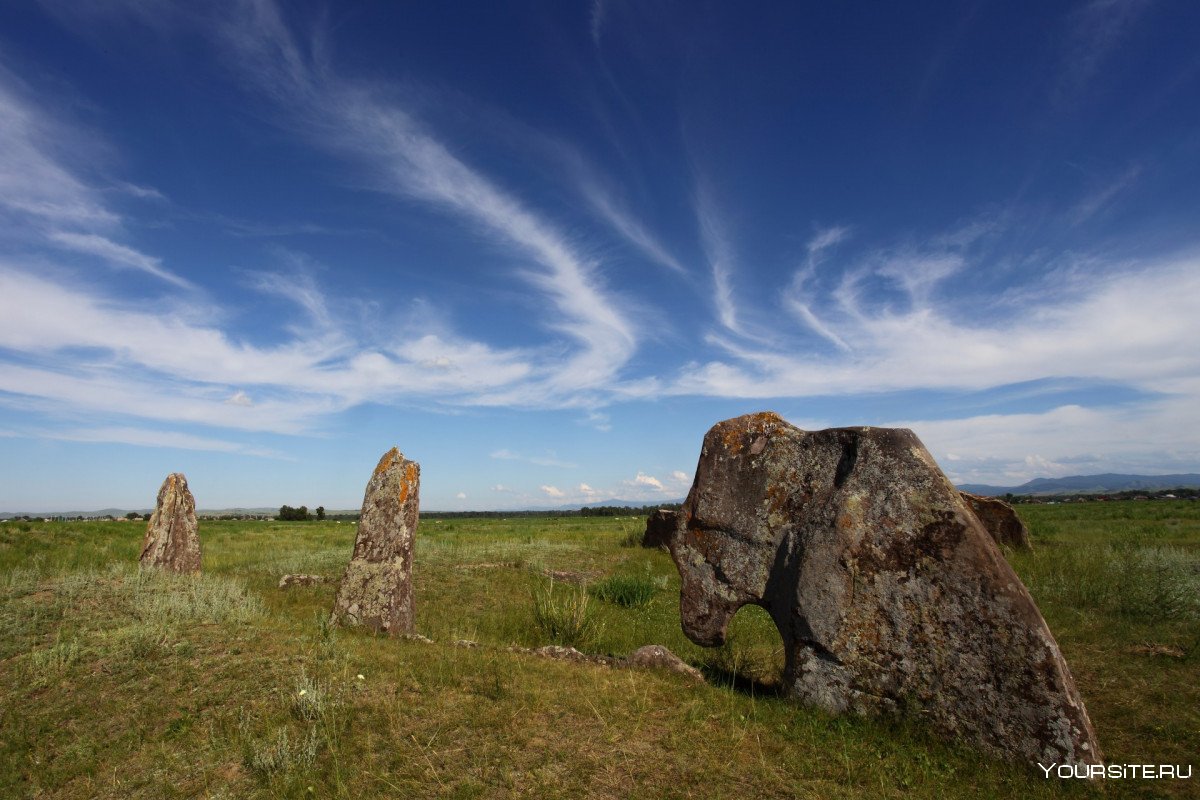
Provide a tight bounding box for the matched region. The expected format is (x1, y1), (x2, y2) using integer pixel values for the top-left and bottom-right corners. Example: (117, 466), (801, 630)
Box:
(331, 447), (420, 635)
(140, 472), (201, 573)
(960, 491), (1033, 551)
(666, 412), (1100, 767)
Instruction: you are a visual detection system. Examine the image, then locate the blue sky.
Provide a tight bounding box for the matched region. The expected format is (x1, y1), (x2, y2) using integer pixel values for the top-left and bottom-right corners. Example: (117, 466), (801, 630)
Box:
(1, 0), (1199, 511)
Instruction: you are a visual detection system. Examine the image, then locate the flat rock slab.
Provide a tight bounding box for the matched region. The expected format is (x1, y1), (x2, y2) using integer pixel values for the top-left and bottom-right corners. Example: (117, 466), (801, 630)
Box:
(278, 574), (331, 589)
(667, 412), (1101, 767)
(960, 491), (1034, 551)
(140, 473), (201, 573)
(541, 569), (601, 585)
(507, 644), (705, 682)
(330, 448), (419, 635)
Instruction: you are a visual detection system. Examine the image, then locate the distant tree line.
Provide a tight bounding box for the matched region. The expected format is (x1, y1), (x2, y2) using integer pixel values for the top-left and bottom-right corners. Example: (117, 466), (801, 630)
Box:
(578, 503), (682, 517)
(1006, 488), (1198, 504)
(419, 504), (680, 520)
(278, 505), (326, 521)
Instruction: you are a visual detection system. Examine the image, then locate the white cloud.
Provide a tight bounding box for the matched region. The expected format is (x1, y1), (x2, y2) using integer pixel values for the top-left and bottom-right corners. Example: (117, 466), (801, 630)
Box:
(632, 472), (664, 491)
(670, 470), (690, 483)
(892, 397), (1200, 485)
(0, 264), (539, 432)
(455, 491), (466, 499)
(660, 252), (1200, 400)
(540, 485), (565, 498)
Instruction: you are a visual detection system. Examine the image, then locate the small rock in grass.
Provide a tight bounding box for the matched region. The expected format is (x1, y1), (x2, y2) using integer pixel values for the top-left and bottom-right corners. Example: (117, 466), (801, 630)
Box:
(278, 574), (330, 589)
(624, 645), (704, 682)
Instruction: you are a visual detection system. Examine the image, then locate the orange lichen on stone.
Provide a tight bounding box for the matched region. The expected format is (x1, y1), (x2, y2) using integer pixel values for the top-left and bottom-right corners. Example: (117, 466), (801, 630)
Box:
(373, 447), (401, 478)
(720, 424), (745, 454)
(398, 462), (418, 505)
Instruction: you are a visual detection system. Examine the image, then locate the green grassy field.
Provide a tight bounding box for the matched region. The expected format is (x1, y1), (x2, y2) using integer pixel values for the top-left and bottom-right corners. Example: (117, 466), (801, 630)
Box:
(1, 502), (1197, 798)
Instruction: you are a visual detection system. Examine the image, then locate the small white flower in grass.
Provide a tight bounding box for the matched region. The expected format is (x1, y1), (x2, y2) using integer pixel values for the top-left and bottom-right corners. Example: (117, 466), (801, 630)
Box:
(298, 689), (307, 696)
(356, 673), (365, 680)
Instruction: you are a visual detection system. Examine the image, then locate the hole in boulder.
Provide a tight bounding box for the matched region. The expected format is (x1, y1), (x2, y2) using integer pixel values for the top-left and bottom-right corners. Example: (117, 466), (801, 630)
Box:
(700, 604), (786, 696)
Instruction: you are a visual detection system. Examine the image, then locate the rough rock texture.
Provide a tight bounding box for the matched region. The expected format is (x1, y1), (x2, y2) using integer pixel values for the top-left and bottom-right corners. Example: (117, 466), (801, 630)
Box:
(667, 412), (1101, 767)
(625, 645), (704, 682)
(330, 448), (419, 635)
(960, 491), (1034, 551)
(642, 509), (678, 549)
(139, 473), (201, 573)
(279, 574), (331, 589)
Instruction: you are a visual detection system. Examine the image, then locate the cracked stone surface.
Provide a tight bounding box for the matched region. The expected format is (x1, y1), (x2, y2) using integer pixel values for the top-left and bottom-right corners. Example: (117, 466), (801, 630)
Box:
(667, 412), (1101, 767)
(330, 448), (419, 636)
(139, 473), (201, 573)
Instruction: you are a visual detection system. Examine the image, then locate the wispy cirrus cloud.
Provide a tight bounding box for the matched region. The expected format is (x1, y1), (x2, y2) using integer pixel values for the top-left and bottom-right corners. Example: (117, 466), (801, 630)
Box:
(490, 449), (578, 469)
(1069, 162), (1143, 224)
(1054, 0), (1151, 107)
(5, 425), (289, 459)
(693, 177), (740, 335)
(47, 231), (193, 289)
(215, 0), (638, 405)
(0, 65), (189, 288)
(0, 72), (115, 231)
(663, 249), (1200, 399)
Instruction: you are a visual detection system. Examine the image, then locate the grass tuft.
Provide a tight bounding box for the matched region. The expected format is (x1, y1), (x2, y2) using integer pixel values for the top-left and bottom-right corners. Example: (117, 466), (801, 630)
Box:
(531, 579), (604, 649)
(590, 573), (660, 608)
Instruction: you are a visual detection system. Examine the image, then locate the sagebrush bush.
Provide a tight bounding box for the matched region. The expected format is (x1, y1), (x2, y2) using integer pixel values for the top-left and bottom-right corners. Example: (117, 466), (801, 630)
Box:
(239, 722), (320, 778)
(530, 580), (603, 649)
(1022, 542), (1200, 622)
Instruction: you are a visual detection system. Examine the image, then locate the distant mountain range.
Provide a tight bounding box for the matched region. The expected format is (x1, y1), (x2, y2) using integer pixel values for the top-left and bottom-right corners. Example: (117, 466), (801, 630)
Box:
(957, 473), (1200, 497)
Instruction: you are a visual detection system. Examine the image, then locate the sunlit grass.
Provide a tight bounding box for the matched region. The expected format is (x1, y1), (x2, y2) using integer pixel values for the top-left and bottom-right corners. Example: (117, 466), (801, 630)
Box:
(0, 503), (1196, 798)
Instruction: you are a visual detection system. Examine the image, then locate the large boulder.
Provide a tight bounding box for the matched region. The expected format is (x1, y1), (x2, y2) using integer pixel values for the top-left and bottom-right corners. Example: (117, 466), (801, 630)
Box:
(641, 509), (678, 549)
(667, 412), (1100, 767)
(139, 473), (201, 573)
(961, 491), (1034, 551)
(330, 448), (420, 635)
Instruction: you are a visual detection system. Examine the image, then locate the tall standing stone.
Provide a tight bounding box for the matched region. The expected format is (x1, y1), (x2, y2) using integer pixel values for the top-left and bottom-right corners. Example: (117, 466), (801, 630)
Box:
(140, 472), (201, 573)
(331, 448), (419, 635)
(667, 412), (1101, 767)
